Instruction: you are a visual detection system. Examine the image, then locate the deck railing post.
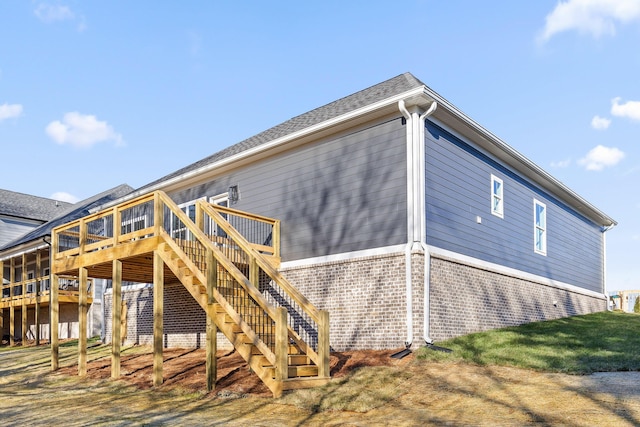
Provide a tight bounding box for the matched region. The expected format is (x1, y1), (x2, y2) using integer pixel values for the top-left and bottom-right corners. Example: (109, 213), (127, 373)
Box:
(318, 310), (330, 378)
(275, 307), (289, 381)
(273, 220), (281, 259)
(153, 192), (163, 236)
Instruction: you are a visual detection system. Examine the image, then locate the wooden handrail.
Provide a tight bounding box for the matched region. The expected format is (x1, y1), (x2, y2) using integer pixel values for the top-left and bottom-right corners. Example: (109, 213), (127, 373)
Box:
(200, 201), (322, 323)
(157, 192), (279, 321)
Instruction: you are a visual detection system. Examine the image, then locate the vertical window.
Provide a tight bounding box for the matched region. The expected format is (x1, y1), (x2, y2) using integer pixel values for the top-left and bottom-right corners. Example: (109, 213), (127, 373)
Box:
(534, 199), (547, 255)
(491, 175), (504, 218)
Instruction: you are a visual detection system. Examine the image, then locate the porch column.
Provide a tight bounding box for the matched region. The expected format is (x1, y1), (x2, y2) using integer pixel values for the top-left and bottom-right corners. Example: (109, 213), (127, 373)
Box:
(21, 253), (27, 344)
(9, 258), (14, 346)
(35, 250), (41, 346)
(153, 251), (163, 387)
(51, 273), (59, 370)
(78, 267), (88, 376)
(111, 260), (122, 379)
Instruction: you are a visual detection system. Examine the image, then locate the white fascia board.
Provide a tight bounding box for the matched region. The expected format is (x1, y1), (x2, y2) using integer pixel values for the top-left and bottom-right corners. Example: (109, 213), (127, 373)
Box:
(427, 245), (607, 300)
(424, 87), (616, 228)
(93, 87), (431, 211)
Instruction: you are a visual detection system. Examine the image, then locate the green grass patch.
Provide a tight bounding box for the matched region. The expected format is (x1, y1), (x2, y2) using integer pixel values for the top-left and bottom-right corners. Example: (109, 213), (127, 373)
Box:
(416, 311), (640, 374)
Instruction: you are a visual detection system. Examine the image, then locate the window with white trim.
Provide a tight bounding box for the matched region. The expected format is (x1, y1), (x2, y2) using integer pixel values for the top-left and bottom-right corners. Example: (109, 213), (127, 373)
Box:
(534, 199), (547, 255)
(491, 175), (504, 218)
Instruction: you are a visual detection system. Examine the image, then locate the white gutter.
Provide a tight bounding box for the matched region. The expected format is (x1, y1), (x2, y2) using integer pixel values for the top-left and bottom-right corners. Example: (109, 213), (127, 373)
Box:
(399, 99), (437, 347)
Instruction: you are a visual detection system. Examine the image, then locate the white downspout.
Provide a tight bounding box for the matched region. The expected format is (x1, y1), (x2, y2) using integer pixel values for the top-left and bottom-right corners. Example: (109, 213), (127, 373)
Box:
(399, 100), (415, 347)
(399, 99), (437, 347)
(417, 102), (437, 344)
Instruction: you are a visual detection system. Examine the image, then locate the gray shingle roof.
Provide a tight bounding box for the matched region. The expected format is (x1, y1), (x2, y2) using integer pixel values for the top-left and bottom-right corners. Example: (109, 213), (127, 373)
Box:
(0, 189), (72, 222)
(138, 72), (425, 192)
(0, 184), (134, 251)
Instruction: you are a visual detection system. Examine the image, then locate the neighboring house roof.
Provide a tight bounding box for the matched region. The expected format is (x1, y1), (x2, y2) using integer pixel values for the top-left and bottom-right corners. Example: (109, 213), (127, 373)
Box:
(122, 72), (614, 227)
(0, 188), (72, 222)
(0, 184), (134, 254)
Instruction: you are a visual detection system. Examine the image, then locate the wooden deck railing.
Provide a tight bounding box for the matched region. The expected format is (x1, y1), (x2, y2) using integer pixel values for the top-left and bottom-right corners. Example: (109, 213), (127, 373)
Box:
(52, 190), (329, 379)
(0, 275), (93, 305)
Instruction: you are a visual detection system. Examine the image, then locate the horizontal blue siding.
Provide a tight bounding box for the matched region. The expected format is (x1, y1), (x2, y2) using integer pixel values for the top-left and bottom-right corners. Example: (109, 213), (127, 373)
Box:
(171, 118), (408, 261)
(425, 121), (603, 293)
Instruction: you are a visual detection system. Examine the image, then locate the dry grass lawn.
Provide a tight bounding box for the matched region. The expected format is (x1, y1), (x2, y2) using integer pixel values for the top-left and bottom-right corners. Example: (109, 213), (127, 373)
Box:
(2, 340), (640, 426)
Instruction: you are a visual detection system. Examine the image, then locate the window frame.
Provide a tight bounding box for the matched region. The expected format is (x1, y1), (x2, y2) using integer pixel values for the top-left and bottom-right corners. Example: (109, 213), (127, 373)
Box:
(533, 199), (547, 256)
(491, 174), (504, 218)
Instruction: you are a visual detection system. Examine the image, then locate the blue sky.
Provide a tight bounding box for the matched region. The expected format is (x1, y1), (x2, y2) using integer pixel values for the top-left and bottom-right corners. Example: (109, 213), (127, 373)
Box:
(0, 1), (638, 292)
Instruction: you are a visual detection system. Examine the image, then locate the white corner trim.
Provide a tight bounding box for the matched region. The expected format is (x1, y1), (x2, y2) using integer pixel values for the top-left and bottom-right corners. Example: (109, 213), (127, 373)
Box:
(280, 244), (407, 269)
(426, 245), (607, 300)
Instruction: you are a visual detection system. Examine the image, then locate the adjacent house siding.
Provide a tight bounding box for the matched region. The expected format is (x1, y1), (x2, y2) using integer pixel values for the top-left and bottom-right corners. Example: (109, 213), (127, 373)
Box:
(0, 217), (42, 247)
(425, 121), (603, 293)
(171, 117), (408, 261)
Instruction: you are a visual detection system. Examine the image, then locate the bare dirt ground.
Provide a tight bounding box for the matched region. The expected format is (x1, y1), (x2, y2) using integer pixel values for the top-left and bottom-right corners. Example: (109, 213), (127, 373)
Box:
(3, 342), (640, 426)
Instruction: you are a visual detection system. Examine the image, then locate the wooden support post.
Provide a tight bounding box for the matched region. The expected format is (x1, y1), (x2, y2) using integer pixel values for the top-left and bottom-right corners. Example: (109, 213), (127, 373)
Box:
(275, 307), (288, 381)
(153, 251), (164, 387)
(51, 273), (59, 370)
(111, 260), (122, 379)
(273, 220), (281, 259)
(0, 260), (3, 340)
(317, 310), (330, 378)
(21, 253), (27, 345)
(9, 258), (14, 347)
(78, 267), (88, 377)
(35, 250), (41, 346)
(206, 248), (217, 392)
(206, 309), (217, 392)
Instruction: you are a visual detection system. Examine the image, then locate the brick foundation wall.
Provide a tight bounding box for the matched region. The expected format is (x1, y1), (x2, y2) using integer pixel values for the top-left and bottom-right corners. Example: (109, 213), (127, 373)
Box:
(428, 255), (608, 341)
(282, 252), (408, 351)
(104, 282), (232, 349)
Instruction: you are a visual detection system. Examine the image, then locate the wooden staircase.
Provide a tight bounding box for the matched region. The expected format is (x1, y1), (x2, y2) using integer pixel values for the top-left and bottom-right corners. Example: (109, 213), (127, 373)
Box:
(50, 190), (329, 397)
(154, 196), (330, 397)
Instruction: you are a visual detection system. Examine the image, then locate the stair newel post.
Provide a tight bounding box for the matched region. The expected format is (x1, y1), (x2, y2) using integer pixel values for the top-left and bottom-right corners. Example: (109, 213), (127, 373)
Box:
(318, 310), (330, 378)
(273, 220), (281, 259)
(275, 307), (289, 382)
(206, 248), (217, 391)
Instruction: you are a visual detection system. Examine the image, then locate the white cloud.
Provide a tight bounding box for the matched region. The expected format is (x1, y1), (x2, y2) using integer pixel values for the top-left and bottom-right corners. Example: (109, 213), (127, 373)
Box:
(0, 103), (23, 121)
(34, 3), (74, 23)
(538, 0), (640, 43)
(591, 115), (611, 130)
(50, 191), (79, 204)
(45, 112), (124, 148)
(611, 97), (640, 121)
(551, 158), (572, 168)
(578, 145), (625, 171)
(34, 3), (87, 32)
